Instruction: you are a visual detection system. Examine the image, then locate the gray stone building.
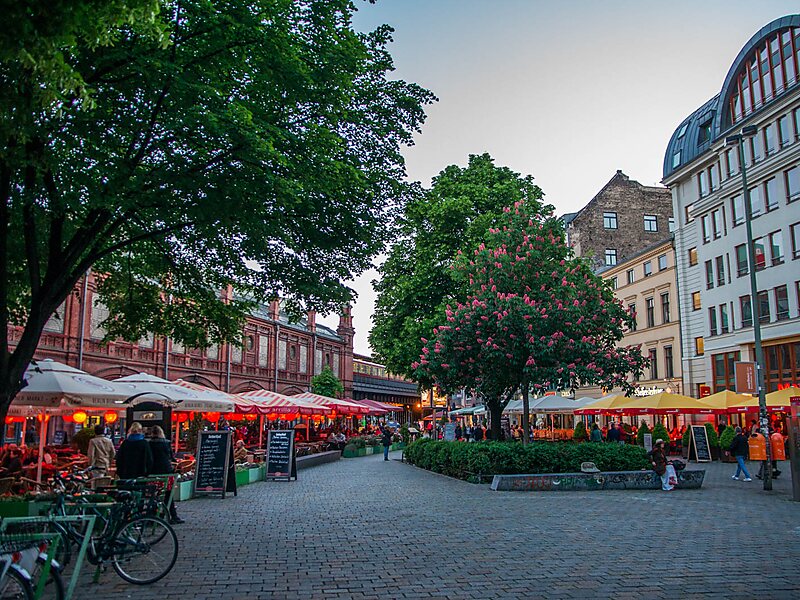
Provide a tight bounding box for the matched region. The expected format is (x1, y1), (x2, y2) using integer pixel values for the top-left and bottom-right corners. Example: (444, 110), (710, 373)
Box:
(563, 171), (674, 271)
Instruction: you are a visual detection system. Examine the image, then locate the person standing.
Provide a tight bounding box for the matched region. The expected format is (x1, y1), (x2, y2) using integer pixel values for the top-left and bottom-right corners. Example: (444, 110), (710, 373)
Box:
(590, 423), (603, 442)
(381, 426), (393, 461)
(648, 439), (673, 491)
(607, 422), (621, 444)
(87, 425), (116, 476)
(473, 425), (484, 442)
(729, 426), (752, 482)
(147, 426), (184, 524)
(116, 422), (153, 479)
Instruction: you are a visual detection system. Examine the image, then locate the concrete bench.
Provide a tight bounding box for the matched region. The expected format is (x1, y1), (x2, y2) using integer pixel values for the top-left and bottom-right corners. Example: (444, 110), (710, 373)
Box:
(490, 469), (705, 491)
(296, 450), (341, 471)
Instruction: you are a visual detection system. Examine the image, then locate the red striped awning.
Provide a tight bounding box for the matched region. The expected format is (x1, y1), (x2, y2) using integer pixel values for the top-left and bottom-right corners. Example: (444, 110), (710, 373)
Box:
(237, 389), (332, 416)
(292, 392), (370, 415)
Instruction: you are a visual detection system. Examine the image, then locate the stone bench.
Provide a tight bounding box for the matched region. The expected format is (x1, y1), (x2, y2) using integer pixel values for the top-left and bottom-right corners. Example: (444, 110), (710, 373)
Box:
(296, 450), (341, 471)
(490, 469), (705, 492)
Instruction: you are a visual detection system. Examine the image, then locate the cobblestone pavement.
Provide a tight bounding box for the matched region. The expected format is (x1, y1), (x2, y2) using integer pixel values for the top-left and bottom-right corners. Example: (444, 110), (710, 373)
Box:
(91, 452), (800, 599)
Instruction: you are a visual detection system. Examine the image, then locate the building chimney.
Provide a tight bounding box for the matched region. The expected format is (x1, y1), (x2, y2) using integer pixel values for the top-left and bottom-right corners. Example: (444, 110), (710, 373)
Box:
(269, 300), (280, 321)
(307, 310), (316, 333)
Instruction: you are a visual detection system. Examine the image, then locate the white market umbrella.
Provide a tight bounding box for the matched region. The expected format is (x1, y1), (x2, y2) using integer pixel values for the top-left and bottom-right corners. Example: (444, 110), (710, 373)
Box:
(115, 373), (235, 412)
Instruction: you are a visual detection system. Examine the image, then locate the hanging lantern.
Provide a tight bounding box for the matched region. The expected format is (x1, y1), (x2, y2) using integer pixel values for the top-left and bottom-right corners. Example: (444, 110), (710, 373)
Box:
(267, 413), (279, 421)
(204, 412), (220, 422)
(72, 411), (88, 424)
(176, 412), (189, 423)
(284, 413), (297, 422)
(104, 411), (119, 424)
(329, 410), (337, 418)
(62, 413), (73, 423)
(4, 416), (13, 425)
(244, 414), (258, 421)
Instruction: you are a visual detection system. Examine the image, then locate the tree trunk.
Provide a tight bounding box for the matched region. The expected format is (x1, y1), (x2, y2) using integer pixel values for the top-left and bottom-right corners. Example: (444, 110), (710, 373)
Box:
(521, 380), (530, 445)
(489, 402), (503, 441)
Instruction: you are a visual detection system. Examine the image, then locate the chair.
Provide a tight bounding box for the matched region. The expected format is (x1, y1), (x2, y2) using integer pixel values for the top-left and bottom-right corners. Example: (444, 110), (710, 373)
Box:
(0, 477), (16, 495)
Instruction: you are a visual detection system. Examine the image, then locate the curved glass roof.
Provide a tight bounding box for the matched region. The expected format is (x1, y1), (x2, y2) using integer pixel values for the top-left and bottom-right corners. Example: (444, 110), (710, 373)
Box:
(663, 15), (800, 179)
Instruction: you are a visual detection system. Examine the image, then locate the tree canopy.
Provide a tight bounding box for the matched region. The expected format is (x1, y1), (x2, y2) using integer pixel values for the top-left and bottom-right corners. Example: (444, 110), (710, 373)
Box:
(311, 365), (344, 399)
(413, 200), (646, 438)
(369, 153), (547, 380)
(0, 0), (435, 412)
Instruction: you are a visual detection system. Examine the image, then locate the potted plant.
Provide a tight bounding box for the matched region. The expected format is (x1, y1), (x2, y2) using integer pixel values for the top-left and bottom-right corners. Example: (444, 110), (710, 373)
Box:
(719, 426), (736, 462)
(651, 423), (670, 448)
(705, 422), (720, 460)
(572, 421), (588, 442)
(636, 422), (650, 446)
(681, 427), (691, 458)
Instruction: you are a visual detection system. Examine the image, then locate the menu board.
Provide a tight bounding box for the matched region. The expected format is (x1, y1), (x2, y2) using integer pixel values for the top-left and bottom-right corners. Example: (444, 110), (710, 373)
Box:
(444, 423), (456, 441)
(193, 430), (232, 498)
(689, 425), (711, 462)
(266, 430), (297, 481)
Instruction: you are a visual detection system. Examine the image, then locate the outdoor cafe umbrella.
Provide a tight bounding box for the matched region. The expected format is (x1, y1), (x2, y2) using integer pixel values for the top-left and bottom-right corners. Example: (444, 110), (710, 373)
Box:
(727, 386), (800, 414)
(614, 392), (722, 415)
(292, 392), (371, 416)
(697, 390), (754, 413)
(574, 394), (635, 415)
(115, 373), (235, 412)
(237, 390), (332, 447)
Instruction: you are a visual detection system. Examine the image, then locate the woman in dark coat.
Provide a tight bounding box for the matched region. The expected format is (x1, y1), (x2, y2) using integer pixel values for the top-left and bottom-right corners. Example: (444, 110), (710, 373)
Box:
(648, 438), (672, 491)
(147, 426), (184, 524)
(116, 422), (153, 479)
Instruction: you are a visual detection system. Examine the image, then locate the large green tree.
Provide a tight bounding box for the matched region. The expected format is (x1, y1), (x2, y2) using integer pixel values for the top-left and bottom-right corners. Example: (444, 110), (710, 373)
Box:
(369, 153), (548, 380)
(310, 365), (344, 399)
(414, 200), (646, 440)
(0, 0), (434, 417)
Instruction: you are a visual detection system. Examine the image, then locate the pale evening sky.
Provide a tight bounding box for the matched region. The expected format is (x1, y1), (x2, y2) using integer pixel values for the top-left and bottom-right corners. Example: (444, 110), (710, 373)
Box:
(318, 0), (798, 356)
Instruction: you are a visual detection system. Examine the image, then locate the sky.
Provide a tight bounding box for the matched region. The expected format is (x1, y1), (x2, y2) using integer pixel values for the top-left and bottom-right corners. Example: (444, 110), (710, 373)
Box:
(318, 0), (799, 355)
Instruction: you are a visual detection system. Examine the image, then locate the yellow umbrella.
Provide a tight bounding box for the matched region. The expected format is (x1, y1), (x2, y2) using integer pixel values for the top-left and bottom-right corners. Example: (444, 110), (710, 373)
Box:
(728, 386), (800, 413)
(617, 392), (721, 415)
(700, 390), (755, 412)
(574, 394), (635, 415)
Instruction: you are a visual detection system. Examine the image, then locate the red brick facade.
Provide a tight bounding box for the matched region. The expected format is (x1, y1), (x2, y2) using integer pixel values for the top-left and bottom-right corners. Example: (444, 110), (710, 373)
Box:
(9, 273), (353, 395)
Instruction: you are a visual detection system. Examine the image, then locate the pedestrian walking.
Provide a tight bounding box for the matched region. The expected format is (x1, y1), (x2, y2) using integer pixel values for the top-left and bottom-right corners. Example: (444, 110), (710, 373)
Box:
(729, 426), (752, 481)
(648, 438), (673, 491)
(147, 425), (184, 524)
(116, 422), (153, 479)
(382, 426), (393, 461)
(87, 425), (115, 476)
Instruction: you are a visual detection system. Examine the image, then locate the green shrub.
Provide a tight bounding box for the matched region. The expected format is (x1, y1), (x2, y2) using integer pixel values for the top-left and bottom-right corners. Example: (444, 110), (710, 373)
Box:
(651, 423), (670, 446)
(403, 439), (650, 481)
(400, 424), (410, 445)
(719, 426), (736, 452)
(704, 423), (720, 448)
(636, 422), (650, 446)
(572, 421), (588, 442)
(72, 427), (96, 455)
(682, 427), (691, 447)
(347, 436), (367, 449)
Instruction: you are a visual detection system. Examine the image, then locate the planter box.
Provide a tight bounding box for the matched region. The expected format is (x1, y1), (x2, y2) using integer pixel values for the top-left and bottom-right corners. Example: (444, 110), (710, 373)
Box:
(710, 447), (720, 461)
(342, 448), (358, 458)
(174, 480), (194, 502)
(0, 501), (50, 518)
(357, 448), (368, 457)
(249, 466), (264, 483)
(391, 442), (406, 451)
(235, 470), (249, 487)
(721, 451), (737, 463)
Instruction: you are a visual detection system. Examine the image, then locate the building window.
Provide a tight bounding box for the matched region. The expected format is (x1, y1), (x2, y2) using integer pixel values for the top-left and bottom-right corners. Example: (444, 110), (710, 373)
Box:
(764, 123), (777, 156)
(684, 203), (694, 224)
(791, 222), (800, 259)
(231, 342), (242, 363)
(708, 307), (718, 336)
(206, 344), (219, 360)
(725, 148), (739, 176)
(749, 135), (763, 164)
(719, 304), (729, 334)
(664, 346), (674, 379)
(258, 335), (269, 367)
(649, 348), (658, 380)
(769, 230), (784, 265)
(43, 302), (65, 334)
(657, 254), (668, 271)
(735, 244), (748, 276)
(646, 297), (655, 328)
(787, 166), (800, 202)
(705, 260), (713, 289)
(278, 339), (287, 369)
(778, 114), (793, 147)
(677, 122), (688, 138)
(765, 178), (778, 211)
(668, 217), (675, 233)
(709, 163), (720, 191)
(712, 351), (741, 393)
(731, 194), (744, 226)
(764, 341), (800, 392)
(688, 247), (698, 266)
(672, 151), (681, 169)
(603, 212), (618, 229)
(697, 171), (709, 197)
(626, 268), (635, 285)
(758, 290), (770, 323)
(695, 337), (704, 356)
(644, 215), (657, 232)
(775, 285), (789, 320)
(740, 295), (753, 328)
(715, 255), (725, 287)
(605, 249), (617, 266)
(701, 214), (711, 243)
(643, 261), (652, 277)
(300, 345), (308, 373)
(692, 291), (701, 311)
(661, 292), (670, 324)
(628, 303), (637, 331)
(711, 209), (723, 239)
(749, 185), (762, 216)
(609, 276), (617, 290)
(753, 237), (767, 270)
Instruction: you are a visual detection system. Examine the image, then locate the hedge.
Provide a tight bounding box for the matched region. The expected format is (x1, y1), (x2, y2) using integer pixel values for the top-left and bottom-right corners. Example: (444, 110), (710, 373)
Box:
(403, 439), (650, 482)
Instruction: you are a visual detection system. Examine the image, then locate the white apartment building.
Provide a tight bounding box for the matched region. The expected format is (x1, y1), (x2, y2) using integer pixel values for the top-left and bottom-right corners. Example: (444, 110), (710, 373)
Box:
(663, 15), (800, 396)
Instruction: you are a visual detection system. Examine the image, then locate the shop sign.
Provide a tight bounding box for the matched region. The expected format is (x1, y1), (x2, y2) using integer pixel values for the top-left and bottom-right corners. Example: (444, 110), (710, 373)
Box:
(735, 361), (757, 395)
(634, 386), (663, 397)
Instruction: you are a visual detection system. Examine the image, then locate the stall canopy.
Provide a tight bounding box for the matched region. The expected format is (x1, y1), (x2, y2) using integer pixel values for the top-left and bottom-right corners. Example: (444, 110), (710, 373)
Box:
(171, 379), (240, 412)
(356, 398), (399, 414)
(574, 394), (634, 415)
(449, 405), (485, 416)
(699, 390), (755, 413)
(236, 390), (331, 416)
(114, 373), (235, 412)
(727, 386), (800, 413)
(292, 392), (371, 415)
(609, 392), (721, 415)
(505, 396), (598, 414)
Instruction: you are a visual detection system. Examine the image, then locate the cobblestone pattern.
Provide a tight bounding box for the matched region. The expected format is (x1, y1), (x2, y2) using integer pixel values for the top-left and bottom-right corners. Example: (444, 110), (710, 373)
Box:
(91, 452), (800, 599)
(491, 468), (705, 491)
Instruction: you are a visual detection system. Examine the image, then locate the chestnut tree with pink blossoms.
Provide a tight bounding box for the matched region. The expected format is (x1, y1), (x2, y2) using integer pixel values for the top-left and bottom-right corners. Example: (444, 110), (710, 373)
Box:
(413, 200), (646, 440)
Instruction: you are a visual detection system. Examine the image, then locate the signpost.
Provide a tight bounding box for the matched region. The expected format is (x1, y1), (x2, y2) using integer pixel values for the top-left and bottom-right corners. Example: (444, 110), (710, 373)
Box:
(688, 425), (711, 462)
(734, 361), (757, 395)
(265, 429), (297, 481)
(193, 430), (233, 498)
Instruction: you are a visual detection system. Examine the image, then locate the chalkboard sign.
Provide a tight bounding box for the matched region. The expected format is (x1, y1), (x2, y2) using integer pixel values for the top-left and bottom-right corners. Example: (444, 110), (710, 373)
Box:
(193, 430), (233, 498)
(265, 430), (296, 481)
(444, 423), (456, 441)
(688, 425), (711, 462)
(500, 415), (511, 440)
(643, 433), (653, 453)
(53, 431), (66, 445)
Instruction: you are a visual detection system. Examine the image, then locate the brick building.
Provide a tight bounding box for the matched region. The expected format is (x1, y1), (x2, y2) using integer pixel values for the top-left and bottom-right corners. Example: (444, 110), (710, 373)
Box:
(562, 170), (674, 272)
(352, 354), (421, 422)
(9, 272), (354, 396)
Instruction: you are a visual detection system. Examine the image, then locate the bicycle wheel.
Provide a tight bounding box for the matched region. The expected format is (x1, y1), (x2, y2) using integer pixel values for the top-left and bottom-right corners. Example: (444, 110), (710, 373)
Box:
(111, 517), (178, 585)
(0, 567), (34, 600)
(31, 561), (64, 600)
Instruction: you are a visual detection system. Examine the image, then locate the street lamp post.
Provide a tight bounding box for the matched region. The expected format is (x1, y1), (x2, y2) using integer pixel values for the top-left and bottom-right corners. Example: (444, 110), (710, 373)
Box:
(725, 125), (772, 491)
